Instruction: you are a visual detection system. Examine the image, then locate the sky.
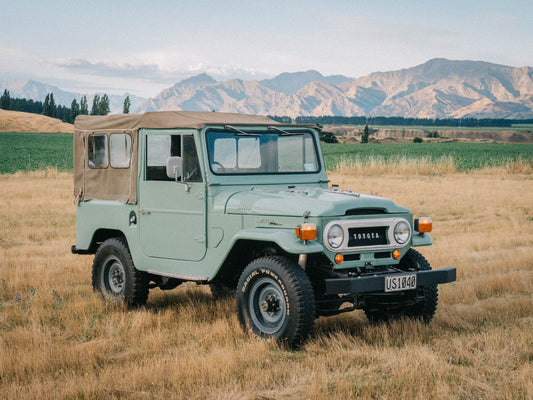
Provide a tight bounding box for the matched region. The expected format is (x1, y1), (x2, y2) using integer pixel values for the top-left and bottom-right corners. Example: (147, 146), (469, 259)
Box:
(1, 0), (532, 98)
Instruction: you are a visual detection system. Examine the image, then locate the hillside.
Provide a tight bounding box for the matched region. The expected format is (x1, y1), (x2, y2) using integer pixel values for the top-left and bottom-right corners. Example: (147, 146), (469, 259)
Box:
(340, 59), (533, 119)
(139, 59), (533, 119)
(0, 109), (73, 133)
(325, 125), (533, 143)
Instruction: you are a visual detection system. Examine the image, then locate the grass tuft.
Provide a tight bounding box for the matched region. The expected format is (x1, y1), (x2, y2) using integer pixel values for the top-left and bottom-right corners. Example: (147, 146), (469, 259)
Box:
(332, 154), (456, 175)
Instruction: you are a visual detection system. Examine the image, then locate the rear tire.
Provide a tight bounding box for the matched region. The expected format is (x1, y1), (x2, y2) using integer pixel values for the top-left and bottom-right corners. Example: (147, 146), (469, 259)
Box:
(92, 237), (149, 307)
(236, 256), (316, 347)
(364, 249), (438, 323)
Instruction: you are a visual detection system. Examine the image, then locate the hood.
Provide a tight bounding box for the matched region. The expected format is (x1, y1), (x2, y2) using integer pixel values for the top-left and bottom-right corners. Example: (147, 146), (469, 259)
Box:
(224, 187), (408, 217)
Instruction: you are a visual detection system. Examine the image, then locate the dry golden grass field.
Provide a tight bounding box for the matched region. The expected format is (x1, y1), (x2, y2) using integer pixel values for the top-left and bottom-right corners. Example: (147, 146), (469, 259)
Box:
(0, 110), (73, 133)
(0, 167), (532, 399)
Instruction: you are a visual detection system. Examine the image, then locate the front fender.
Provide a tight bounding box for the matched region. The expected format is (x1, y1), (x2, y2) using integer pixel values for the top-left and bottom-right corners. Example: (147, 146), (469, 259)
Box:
(230, 228), (323, 254)
(412, 232), (433, 247)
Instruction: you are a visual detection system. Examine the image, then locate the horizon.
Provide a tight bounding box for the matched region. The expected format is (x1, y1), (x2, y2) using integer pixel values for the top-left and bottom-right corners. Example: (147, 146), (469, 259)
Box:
(2, 57), (531, 101)
(1, 1), (532, 98)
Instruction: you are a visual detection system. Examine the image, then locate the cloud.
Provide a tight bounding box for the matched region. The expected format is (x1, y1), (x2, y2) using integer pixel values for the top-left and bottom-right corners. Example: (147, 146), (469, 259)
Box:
(53, 58), (273, 84)
(183, 63), (271, 81)
(53, 59), (164, 80)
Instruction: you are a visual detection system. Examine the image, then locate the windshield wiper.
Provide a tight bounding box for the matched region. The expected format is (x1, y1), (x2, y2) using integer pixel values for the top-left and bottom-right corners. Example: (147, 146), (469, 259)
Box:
(267, 126), (304, 135)
(224, 125), (260, 136)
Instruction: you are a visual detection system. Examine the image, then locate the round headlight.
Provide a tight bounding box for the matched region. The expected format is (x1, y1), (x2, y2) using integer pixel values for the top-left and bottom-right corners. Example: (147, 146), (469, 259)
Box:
(394, 221), (410, 244)
(327, 224), (344, 249)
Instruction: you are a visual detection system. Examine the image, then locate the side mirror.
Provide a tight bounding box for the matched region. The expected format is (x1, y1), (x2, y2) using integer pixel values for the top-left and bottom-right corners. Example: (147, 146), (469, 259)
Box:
(166, 156), (183, 181)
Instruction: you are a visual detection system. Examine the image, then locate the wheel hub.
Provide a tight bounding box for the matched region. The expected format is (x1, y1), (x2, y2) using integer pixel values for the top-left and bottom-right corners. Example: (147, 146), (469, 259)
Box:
(104, 258), (125, 294)
(260, 294), (280, 313)
(111, 265), (124, 290)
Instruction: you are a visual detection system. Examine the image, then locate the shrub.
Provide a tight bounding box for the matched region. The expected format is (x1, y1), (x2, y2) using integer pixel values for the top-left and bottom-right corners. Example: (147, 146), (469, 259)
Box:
(320, 131), (338, 143)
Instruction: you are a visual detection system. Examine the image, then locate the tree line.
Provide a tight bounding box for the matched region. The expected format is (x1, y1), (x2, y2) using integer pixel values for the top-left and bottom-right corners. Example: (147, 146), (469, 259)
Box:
(4, 89), (530, 127)
(269, 115), (533, 127)
(0, 89), (132, 123)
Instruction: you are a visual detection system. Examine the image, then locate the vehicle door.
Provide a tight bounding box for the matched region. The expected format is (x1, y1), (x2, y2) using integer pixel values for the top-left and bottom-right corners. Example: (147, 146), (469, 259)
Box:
(138, 130), (206, 261)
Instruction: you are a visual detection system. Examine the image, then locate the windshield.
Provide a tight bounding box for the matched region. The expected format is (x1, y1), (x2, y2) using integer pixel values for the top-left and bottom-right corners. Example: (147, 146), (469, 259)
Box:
(206, 130), (320, 175)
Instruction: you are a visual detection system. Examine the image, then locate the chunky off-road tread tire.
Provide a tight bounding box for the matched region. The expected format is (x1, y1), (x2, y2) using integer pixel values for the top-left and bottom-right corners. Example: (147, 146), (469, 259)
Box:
(364, 249), (438, 323)
(209, 284), (236, 300)
(92, 237), (149, 308)
(236, 256), (316, 348)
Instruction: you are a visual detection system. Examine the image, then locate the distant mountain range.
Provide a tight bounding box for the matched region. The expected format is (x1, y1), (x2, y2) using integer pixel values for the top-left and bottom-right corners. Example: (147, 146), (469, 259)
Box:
(3, 59), (533, 119)
(0, 80), (145, 115)
(139, 59), (533, 119)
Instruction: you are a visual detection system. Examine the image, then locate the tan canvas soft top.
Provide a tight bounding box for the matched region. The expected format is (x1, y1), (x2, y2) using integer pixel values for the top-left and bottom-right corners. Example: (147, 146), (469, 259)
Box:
(73, 111), (280, 205)
(74, 111), (279, 131)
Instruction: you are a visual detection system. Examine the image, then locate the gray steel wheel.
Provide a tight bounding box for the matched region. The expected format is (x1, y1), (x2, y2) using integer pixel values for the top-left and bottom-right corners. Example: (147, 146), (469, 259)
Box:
(101, 255), (126, 295)
(248, 276), (287, 334)
(92, 237), (149, 307)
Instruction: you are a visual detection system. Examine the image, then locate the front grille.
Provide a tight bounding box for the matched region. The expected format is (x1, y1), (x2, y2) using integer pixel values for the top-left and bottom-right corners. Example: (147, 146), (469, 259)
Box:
(323, 217), (410, 253)
(347, 227), (388, 247)
(345, 208), (387, 216)
(374, 251), (391, 259)
(343, 254), (361, 261)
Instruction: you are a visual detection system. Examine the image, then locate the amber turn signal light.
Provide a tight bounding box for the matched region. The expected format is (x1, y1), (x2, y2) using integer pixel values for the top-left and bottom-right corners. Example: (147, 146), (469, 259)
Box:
(393, 249), (401, 260)
(335, 253), (344, 264)
(295, 223), (317, 241)
(415, 217), (432, 233)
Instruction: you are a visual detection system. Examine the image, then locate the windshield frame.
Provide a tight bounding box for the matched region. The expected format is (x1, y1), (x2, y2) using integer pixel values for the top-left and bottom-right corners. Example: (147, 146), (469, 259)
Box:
(205, 128), (322, 176)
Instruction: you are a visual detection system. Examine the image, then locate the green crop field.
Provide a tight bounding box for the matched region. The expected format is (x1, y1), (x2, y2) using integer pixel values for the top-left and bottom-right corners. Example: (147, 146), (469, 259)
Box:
(1, 132), (533, 174)
(0, 132), (73, 174)
(322, 142), (533, 171)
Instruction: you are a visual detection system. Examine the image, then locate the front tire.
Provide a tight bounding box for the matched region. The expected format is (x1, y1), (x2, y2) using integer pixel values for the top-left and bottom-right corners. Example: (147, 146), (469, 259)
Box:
(236, 256), (316, 347)
(92, 237), (149, 307)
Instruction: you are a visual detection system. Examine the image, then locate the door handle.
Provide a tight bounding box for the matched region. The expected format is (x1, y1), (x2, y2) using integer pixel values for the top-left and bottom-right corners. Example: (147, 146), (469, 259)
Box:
(139, 209), (151, 215)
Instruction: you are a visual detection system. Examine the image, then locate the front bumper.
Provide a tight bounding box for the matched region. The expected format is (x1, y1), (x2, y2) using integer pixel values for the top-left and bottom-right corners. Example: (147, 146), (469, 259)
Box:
(325, 267), (456, 295)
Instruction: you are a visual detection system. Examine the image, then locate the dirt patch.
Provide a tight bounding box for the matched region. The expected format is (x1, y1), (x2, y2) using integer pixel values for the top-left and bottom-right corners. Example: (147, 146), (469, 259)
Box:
(508, 132), (532, 143)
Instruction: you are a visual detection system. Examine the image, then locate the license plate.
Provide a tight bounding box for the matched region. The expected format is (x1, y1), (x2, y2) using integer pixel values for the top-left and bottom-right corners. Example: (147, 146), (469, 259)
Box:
(385, 274), (417, 292)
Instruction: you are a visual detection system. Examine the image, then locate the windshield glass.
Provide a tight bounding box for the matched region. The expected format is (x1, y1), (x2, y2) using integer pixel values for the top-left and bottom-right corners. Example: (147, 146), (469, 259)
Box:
(206, 130), (320, 175)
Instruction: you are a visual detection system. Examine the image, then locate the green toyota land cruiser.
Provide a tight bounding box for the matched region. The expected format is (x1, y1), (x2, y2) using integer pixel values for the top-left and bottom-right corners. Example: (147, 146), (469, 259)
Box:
(72, 111), (455, 347)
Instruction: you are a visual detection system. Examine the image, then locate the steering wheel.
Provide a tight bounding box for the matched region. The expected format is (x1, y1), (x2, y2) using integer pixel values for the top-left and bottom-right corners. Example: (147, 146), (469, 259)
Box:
(212, 161), (225, 173)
